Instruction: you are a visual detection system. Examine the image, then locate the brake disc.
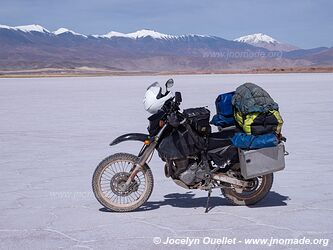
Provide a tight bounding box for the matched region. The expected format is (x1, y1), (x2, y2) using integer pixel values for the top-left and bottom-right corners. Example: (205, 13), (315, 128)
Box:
(110, 172), (139, 196)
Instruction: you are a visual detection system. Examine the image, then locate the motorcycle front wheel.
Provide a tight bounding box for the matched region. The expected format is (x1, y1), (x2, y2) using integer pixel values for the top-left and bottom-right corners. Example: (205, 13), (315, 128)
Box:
(92, 153), (154, 212)
(221, 173), (273, 206)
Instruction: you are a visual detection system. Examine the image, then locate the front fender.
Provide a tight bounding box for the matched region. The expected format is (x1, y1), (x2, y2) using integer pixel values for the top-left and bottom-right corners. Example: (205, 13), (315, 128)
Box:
(110, 133), (150, 146)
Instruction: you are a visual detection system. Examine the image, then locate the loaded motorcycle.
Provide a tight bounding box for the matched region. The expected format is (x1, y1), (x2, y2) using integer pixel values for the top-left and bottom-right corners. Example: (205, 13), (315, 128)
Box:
(92, 79), (286, 212)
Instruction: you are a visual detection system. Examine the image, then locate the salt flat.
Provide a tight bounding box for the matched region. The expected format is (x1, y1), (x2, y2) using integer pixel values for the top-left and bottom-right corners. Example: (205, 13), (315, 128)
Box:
(0, 73), (332, 249)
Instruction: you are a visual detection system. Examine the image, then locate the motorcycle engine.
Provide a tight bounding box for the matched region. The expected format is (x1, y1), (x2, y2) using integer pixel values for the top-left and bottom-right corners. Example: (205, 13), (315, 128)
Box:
(178, 161), (206, 186)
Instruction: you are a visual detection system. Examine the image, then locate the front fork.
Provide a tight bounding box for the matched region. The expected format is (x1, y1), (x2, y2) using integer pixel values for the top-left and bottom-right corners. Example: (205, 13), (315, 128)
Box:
(125, 123), (168, 186)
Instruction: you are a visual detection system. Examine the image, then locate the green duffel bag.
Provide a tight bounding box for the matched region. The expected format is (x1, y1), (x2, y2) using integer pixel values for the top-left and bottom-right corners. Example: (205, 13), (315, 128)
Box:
(234, 109), (283, 135)
(232, 82), (279, 115)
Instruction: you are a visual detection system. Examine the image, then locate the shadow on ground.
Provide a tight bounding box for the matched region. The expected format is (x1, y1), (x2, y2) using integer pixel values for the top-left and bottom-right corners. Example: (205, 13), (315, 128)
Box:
(100, 191), (290, 213)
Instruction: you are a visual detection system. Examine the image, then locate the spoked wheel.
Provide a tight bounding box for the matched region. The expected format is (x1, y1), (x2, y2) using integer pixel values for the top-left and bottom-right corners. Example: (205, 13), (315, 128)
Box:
(221, 173), (273, 206)
(92, 153), (153, 212)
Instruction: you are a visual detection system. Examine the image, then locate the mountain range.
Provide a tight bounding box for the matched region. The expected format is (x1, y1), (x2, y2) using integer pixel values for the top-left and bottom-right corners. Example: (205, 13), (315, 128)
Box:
(0, 24), (332, 72)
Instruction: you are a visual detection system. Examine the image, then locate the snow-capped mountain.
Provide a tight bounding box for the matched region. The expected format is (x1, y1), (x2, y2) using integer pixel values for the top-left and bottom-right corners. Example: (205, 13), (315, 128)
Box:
(235, 33), (299, 51)
(235, 33), (278, 44)
(53, 28), (87, 38)
(94, 29), (200, 39)
(15, 24), (50, 33)
(127, 29), (175, 39)
(0, 24), (50, 33)
(96, 31), (127, 39)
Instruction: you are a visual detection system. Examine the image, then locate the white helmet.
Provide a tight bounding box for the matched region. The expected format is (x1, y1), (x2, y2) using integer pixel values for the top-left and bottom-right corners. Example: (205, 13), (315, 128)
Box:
(143, 82), (173, 114)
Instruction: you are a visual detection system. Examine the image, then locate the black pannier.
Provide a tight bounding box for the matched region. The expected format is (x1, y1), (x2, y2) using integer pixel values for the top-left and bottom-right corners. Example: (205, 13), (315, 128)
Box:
(157, 124), (206, 160)
(183, 107), (211, 135)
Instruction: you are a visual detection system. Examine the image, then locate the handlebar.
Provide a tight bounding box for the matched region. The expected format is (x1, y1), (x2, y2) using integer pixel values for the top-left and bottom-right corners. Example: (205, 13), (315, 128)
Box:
(159, 91), (185, 128)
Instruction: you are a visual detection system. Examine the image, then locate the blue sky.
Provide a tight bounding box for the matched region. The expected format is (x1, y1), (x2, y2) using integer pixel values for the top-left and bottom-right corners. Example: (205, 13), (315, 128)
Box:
(0, 0), (332, 48)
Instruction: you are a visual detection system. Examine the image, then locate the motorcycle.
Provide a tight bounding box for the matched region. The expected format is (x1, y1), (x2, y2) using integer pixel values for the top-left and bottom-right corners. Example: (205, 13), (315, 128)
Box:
(92, 79), (284, 212)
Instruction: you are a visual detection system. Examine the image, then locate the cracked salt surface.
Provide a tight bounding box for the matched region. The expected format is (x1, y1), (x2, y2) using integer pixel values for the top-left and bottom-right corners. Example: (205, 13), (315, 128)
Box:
(0, 74), (332, 249)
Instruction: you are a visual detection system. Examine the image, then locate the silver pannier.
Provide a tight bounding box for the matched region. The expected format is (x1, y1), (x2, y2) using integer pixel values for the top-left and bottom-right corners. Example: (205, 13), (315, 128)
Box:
(238, 143), (286, 179)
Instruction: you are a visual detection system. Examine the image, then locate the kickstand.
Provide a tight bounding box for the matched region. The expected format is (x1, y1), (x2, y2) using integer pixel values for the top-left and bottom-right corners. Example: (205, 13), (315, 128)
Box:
(205, 188), (212, 213)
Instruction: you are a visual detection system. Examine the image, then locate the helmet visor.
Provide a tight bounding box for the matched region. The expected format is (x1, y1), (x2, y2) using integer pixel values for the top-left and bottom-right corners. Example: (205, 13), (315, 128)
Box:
(146, 82), (160, 90)
(146, 82), (162, 99)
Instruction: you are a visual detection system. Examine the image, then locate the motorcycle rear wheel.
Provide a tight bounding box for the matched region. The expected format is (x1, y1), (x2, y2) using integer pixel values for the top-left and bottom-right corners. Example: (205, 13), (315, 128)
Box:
(92, 153), (154, 212)
(221, 173), (273, 206)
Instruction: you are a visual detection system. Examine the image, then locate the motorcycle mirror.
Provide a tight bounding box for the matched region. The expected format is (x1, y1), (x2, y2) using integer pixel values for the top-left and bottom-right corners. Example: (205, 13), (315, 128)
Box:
(175, 91), (182, 103)
(165, 79), (174, 90)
